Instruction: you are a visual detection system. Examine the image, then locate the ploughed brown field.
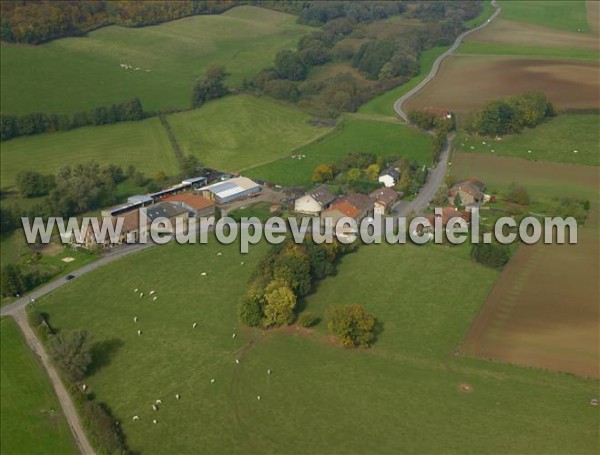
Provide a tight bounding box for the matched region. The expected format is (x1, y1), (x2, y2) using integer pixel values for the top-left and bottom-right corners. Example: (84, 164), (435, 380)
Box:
(454, 153), (600, 378)
(404, 55), (600, 113)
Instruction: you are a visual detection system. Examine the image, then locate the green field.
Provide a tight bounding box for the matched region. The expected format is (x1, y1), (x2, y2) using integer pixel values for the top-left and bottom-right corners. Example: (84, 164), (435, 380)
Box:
(0, 6), (310, 115)
(246, 117), (433, 186)
(455, 114), (600, 167)
(0, 317), (77, 455)
(498, 0), (590, 33)
(0, 117), (178, 189)
(457, 41), (599, 60)
(167, 95), (331, 173)
(33, 239), (598, 454)
(358, 46), (448, 118)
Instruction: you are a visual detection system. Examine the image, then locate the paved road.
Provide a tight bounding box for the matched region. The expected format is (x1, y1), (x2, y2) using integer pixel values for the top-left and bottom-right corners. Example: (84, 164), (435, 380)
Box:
(393, 0), (501, 122)
(393, 0), (500, 216)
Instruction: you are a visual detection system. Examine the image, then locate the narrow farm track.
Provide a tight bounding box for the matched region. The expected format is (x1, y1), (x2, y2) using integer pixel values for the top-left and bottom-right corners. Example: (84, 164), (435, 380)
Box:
(394, 0), (501, 216)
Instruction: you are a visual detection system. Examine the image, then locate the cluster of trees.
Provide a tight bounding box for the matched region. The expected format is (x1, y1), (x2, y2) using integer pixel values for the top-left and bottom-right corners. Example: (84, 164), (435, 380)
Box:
(0, 264), (53, 298)
(191, 66), (229, 108)
(27, 310), (129, 453)
(1, 98), (144, 141)
(471, 242), (511, 269)
(327, 305), (376, 347)
(292, 2), (406, 26)
(506, 183), (530, 206)
(238, 238), (356, 328)
(408, 110), (454, 132)
(1, 1), (239, 44)
(465, 92), (555, 136)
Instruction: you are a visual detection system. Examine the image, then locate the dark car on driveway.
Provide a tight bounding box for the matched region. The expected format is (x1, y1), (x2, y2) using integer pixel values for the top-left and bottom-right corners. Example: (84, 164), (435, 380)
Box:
(66, 274), (76, 281)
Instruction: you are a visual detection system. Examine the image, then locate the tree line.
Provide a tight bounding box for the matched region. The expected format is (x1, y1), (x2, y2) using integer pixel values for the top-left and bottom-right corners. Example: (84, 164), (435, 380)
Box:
(1, 98), (144, 141)
(1, 0), (240, 44)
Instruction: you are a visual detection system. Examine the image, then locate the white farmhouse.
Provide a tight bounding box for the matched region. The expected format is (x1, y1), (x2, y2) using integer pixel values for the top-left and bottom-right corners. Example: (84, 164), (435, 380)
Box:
(294, 185), (336, 215)
(378, 167), (400, 188)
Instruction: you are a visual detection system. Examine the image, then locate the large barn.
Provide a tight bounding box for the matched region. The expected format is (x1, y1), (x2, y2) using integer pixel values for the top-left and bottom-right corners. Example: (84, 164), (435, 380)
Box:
(199, 177), (261, 204)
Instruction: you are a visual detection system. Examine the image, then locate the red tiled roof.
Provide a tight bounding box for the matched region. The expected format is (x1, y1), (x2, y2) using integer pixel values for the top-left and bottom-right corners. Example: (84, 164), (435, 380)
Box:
(163, 193), (215, 211)
(326, 201), (361, 219)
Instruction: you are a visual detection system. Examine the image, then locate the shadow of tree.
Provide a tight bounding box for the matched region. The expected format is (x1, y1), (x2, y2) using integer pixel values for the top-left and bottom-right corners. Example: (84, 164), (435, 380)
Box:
(88, 338), (124, 376)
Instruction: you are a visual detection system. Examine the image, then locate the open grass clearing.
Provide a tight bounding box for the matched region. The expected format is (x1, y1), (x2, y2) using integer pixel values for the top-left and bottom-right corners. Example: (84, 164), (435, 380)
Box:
(498, 0), (590, 33)
(0, 317), (78, 454)
(0, 117), (178, 190)
(245, 117), (432, 187)
(0, 6), (310, 115)
(167, 95), (331, 174)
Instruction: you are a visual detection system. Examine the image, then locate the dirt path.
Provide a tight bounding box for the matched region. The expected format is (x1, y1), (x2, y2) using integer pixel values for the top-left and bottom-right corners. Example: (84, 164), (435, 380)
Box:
(11, 309), (96, 455)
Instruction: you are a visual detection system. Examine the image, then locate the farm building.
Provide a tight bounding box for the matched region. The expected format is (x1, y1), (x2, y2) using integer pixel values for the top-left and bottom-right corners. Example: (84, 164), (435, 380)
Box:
(425, 206), (471, 231)
(379, 167), (400, 188)
(143, 202), (189, 232)
(294, 185), (336, 215)
(163, 193), (215, 218)
(448, 178), (487, 207)
(150, 182), (192, 201)
(199, 177), (261, 204)
(182, 176), (208, 189)
(322, 193), (373, 224)
(370, 187), (401, 215)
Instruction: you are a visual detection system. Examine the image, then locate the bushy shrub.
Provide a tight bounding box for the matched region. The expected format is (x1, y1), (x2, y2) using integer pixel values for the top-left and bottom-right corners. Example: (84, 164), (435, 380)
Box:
(298, 312), (319, 328)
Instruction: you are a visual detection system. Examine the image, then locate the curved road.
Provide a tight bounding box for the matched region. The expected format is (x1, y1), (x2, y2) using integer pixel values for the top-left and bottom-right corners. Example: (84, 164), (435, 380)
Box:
(395, 0), (500, 216)
(1, 3), (501, 454)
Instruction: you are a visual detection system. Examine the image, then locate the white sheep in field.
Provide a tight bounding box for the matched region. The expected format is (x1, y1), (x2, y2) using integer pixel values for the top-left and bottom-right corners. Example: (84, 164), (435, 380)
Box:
(240, 261), (244, 266)
(235, 359), (240, 364)
(153, 296), (158, 301)
(155, 399), (162, 405)
(192, 322), (197, 329)
(153, 419), (158, 424)
(232, 333), (236, 339)
(149, 290), (155, 295)
(217, 252), (222, 256)
(134, 288), (138, 293)
(133, 317), (138, 323)
(267, 369), (272, 375)
(175, 394), (180, 400)
(152, 404), (158, 412)
(132, 416), (140, 421)
(201, 272), (207, 276)
(137, 330), (142, 336)
(257, 395), (261, 401)
(210, 378), (215, 384)
(140, 292), (144, 298)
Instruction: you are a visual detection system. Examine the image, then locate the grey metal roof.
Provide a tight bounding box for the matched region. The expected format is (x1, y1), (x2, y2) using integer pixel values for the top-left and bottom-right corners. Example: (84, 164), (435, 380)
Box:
(310, 185), (336, 206)
(144, 202), (188, 222)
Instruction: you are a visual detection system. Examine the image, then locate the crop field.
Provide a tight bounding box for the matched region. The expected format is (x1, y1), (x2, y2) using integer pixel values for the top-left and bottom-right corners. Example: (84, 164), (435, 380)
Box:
(452, 152), (599, 378)
(454, 114), (600, 167)
(498, 0), (590, 32)
(0, 317), (77, 454)
(167, 95), (330, 173)
(0, 6), (310, 115)
(0, 117), (178, 190)
(34, 240), (599, 454)
(245, 118), (433, 186)
(404, 55), (600, 113)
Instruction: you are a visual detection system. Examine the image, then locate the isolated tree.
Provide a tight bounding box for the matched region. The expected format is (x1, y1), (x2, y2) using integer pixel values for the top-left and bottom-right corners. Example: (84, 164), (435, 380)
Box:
(191, 66), (228, 108)
(327, 305), (376, 348)
(312, 164), (334, 183)
(48, 330), (92, 382)
(263, 279), (297, 327)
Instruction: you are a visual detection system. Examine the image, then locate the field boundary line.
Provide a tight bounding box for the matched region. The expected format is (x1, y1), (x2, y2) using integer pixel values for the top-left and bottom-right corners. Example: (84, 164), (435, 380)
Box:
(159, 113), (185, 168)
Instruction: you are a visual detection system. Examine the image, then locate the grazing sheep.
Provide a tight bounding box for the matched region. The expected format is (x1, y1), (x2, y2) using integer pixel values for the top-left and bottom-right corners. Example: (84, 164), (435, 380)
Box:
(240, 261), (244, 266)
(133, 317), (138, 323)
(528, 150), (532, 154)
(267, 369), (272, 375)
(132, 416), (140, 421)
(192, 322), (198, 329)
(140, 293), (144, 298)
(152, 404), (158, 412)
(573, 150), (579, 154)
(235, 359), (240, 364)
(232, 333), (236, 339)
(175, 394), (180, 400)
(137, 330), (142, 336)
(82, 384), (87, 392)
(257, 395), (261, 401)
(155, 399), (162, 405)
(210, 379), (215, 384)
(201, 272), (207, 276)
(153, 419), (158, 424)
(134, 288), (138, 293)
(150, 290), (155, 295)
(217, 252), (222, 256)
(153, 296), (157, 301)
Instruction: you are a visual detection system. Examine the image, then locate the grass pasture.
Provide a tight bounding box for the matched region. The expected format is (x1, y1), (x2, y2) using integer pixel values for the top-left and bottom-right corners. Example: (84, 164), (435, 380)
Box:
(0, 117), (178, 190)
(33, 239), (599, 453)
(498, 0), (590, 33)
(167, 95), (330, 173)
(404, 55), (600, 113)
(0, 6), (310, 115)
(455, 114), (600, 167)
(0, 317), (77, 455)
(245, 118), (433, 186)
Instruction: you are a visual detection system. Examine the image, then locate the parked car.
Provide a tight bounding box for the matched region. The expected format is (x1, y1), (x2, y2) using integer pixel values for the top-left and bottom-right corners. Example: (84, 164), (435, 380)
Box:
(66, 274), (76, 281)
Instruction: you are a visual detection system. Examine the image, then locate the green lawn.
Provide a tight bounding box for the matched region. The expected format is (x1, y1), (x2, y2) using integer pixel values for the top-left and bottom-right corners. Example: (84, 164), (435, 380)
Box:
(245, 118), (433, 186)
(455, 114), (600, 167)
(457, 41), (599, 60)
(0, 117), (178, 190)
(0, 6), (310, 115)
(498, 0), (590, 33)
(0, 317), (78, 455)
(34, 239), (598, 454)
(167, 95), (331, 173)
(358, 46), (448, 118)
